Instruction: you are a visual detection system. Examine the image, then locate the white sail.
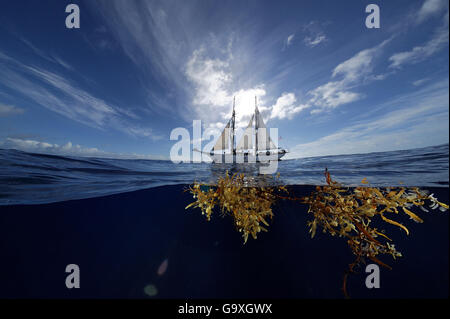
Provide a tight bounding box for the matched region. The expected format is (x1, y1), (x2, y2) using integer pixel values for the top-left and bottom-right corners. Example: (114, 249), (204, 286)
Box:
(213, 120), (230, 151)
(236, 115), (254, 151)
(256, 109), (277, 151)
(206, 96), (287, 162)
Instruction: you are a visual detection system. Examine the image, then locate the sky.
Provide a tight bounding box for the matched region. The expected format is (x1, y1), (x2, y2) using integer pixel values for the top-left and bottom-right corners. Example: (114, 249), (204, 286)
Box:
(0, 0), (448, 160)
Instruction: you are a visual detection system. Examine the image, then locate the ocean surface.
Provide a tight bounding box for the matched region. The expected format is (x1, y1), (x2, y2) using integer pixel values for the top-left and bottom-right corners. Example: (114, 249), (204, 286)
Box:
(0, 143), (448, 205)
(0, 144), (448, 298)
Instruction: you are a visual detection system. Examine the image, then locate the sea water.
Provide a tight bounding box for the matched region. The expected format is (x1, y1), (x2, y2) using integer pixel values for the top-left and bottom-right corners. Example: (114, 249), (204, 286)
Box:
(0, 144), (448, 298)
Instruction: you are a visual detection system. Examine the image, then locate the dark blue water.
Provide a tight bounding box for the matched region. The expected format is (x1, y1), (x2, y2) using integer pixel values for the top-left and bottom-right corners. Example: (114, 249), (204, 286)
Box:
(0, 143), (448, 205)
(0, 144), (448, 298)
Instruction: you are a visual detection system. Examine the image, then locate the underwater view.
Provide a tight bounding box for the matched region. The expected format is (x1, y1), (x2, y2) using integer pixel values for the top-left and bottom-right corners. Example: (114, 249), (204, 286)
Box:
(0, 143), (448, 298)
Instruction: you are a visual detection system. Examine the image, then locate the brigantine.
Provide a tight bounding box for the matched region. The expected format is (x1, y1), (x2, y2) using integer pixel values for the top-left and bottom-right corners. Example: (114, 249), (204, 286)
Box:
(198, 97), (287, 163)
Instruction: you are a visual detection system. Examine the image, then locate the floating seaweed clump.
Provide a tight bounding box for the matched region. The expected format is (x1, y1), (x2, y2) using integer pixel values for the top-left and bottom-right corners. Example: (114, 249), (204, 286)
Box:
(186, 172), (287, 243)
(305, 169), (448, 297)
(185, 170), (448, 297)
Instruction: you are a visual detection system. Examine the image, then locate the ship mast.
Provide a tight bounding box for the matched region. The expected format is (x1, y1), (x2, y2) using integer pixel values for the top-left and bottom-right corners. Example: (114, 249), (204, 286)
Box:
(254, 96), (258, 155)
(231, 96), (236, 154)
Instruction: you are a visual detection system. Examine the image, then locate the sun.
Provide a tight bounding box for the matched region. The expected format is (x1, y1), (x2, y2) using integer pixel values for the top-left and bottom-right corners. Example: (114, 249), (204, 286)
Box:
(233, 88), (266, 127)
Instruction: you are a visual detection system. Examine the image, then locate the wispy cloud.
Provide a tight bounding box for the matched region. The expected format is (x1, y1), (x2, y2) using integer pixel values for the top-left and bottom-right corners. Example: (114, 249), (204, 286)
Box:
(89, 3), (337, 127)
(412, 78), (430, 86)
(389, 12), (449, 68)
(86, 0), (194, 115)
(82, 25), (116, 52)
(0, 104), (24, 117)
(288, 79), (449, 158)
(286, 34), (295, 47)
(332, 42), (386, 81)
(302, 39), (391, 113)
(190, 36), (395, 123)
(20, 38), (75, 71)
(304, 35), (327, 47)
(0, 138), (167, 160)
(303, 21), (328, 48)
(85, 2), (335, 127)
(0, 50), (161, 140)
(417, 0), (448, 23)
(88, 0), (281, 124)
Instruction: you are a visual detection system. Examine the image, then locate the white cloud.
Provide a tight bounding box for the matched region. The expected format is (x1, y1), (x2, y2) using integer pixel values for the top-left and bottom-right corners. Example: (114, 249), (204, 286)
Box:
(185, 47), (297, 127)
(309, 82), (361, 109)
(304, 35), (327, 47)
(184, 47), (252, 127)
(333, 39), (390, 82)
(184, 47), (309, 125)
(185, 50), (307, 125)
(86, 1), (201, 115)
(91, 1), (286, 124)
(286, 34), (295, 47)
(0, 50), (160, 140)
(270, 93), (307, 120)
(303, 21), (328, 48)
(20, 38), (75, 71)
(185, 48), (233, 108)
(333, 50), (374, 81)
(288, 79), (449, 158)
(412, 78), (430, 86)
(0, 104), (25, 117)
(195, 38), (393, 122)
(417, 0), (448, 23)
(305, 39), (389, 112)
(1, 138), (102, 157)
(88, 2), (332, 126)
(123, 127), (164, 141)
(288, 116), (448, 159)
(0, 138), (167, 160)
(389, 18), (449, 68)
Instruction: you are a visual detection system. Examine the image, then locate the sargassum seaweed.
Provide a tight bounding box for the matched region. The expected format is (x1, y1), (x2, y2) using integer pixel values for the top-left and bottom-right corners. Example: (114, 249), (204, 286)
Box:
(185, 170), (448, 297)
(186, 172), (287, 244)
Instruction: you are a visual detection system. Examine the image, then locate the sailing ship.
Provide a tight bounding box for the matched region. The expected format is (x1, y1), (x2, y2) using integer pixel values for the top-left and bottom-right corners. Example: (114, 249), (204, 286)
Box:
(202, 97), (287, 163)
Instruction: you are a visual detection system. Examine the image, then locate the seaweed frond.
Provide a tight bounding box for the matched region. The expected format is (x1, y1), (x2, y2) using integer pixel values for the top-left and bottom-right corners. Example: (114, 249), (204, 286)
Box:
(186, 171), (287, 243)
(303, 169), (448, 297)
(185, 169), (448, 297)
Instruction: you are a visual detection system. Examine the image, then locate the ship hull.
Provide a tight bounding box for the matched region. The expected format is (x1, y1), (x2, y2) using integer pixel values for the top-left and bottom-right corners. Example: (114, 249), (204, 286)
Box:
(209, 152), (286, 163)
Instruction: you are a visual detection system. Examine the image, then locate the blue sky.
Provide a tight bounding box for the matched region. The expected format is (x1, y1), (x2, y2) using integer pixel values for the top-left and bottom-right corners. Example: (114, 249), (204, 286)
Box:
(0, 0), (448, 159)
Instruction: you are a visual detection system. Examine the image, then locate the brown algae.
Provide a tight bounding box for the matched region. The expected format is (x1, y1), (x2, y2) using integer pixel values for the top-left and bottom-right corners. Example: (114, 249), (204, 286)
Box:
(185, 169), (448, 297)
